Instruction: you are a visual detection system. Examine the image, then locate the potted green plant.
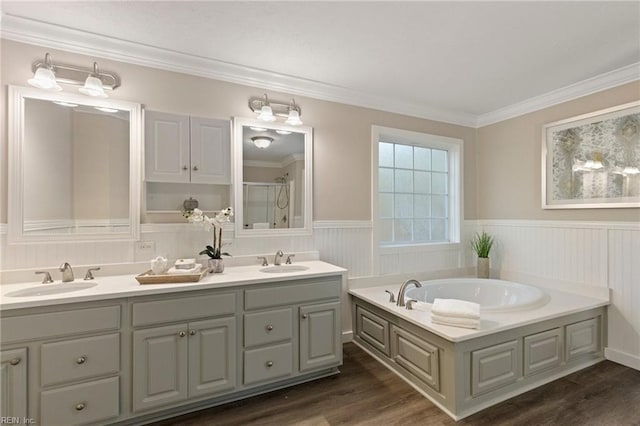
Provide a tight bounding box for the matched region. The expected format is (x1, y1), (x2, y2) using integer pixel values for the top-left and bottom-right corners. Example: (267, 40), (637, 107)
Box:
(184, 207), (233, 273)
(470, 231), (494, 279)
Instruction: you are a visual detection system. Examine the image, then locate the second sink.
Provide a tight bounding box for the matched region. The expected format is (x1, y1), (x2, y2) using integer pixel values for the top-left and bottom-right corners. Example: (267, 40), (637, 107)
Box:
(6, 282), (98, 297)
(259, 265), (310, 274)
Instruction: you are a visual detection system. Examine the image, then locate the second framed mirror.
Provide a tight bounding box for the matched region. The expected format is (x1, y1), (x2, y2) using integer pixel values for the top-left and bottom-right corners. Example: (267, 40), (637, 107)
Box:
(232, 117), (313, 237)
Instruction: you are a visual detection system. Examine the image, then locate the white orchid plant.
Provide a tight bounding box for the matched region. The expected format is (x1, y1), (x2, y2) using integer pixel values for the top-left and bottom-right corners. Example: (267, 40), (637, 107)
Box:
(184, 207), (234, 259)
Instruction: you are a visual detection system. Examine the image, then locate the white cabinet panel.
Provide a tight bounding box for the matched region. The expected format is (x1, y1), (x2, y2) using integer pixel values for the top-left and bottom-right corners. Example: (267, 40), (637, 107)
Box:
(190, 117), (230, 184)
(0, 348), (27, 419)
(145, 111), (190, 183)
(299, 302), (341, 371)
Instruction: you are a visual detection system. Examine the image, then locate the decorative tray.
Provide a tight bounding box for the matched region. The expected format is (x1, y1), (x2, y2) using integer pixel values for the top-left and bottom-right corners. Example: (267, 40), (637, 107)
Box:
(135, 267), (208, 285)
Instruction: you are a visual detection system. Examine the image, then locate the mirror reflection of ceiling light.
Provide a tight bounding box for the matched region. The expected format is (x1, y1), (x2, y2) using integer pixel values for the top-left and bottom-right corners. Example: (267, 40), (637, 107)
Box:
(276, 130), (292, 135)
(251, 136), (274, 149)
(53, 101), (78, 107)
(28, 53), (62, 91)
(95, 106), (119, 113)
(250, 126), (268, 132)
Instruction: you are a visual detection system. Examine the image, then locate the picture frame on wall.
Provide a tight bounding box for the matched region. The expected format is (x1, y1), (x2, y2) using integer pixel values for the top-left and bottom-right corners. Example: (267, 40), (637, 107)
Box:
(542, 101), (640, 209)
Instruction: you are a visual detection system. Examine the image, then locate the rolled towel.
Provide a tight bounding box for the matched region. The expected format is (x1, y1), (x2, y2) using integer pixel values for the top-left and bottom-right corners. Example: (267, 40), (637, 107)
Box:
(432, 298), (480, 320)
(166, 265), (202, 275)
(431, 314), (480, 329)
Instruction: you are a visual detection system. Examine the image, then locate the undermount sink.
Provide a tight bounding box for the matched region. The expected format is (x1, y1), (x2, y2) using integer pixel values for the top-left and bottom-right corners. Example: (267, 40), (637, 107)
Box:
(5, 282), (98, 297)
(259, 265), (310, 273)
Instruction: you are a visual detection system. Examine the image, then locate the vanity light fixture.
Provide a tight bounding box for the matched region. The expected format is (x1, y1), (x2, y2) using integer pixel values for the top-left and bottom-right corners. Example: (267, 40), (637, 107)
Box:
(251, 136), (274, 149)
(285, 99), (303, 126)
(249, 94), (303, 125)
(28, 53), (120, 95)
(79, 63), (108, 98)
(28, 53), (62, 91)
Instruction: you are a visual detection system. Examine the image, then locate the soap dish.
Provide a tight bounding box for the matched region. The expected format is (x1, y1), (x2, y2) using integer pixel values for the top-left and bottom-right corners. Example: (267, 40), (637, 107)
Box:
(135, 267), (207, 284)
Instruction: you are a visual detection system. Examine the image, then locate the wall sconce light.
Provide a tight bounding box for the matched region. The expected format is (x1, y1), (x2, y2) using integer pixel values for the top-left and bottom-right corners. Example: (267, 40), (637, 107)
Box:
(251, 136), (274, 149)
(28, 53), (62, 91)
(249, 94), (303, 125)
(28, 52), (120, 96)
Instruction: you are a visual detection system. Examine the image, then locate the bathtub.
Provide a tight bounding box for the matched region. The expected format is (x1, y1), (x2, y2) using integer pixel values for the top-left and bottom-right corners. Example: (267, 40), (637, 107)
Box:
(405, 278), (548, 312)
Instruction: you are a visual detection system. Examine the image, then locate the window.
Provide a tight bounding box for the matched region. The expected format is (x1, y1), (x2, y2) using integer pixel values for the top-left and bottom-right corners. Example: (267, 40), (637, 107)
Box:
(372, 126), (462, 247)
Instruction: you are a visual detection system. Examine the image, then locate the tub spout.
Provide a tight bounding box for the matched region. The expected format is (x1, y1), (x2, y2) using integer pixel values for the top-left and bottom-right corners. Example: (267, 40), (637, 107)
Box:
(396, 279), (422, 307)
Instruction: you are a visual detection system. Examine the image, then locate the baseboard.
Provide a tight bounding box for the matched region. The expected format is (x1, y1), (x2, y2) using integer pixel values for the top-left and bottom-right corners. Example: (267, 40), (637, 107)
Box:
(342, 330), (353, 343)
(605, 347), (640, 371)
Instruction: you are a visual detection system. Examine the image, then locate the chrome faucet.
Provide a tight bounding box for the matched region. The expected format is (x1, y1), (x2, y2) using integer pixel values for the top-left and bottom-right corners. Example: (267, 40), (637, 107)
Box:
(59, 262), (74, 282)
(396, 279), (422, 307)
(274, 250), (284, 266)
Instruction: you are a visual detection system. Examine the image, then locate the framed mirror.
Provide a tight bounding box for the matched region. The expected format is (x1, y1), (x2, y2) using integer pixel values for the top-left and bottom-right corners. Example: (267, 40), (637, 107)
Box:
(8, 85), (142, 242)
(232, 117), (313, 237)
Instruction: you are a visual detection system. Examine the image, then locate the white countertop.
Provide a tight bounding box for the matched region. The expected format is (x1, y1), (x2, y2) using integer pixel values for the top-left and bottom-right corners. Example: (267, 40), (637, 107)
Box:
(349, 285), (609, 343)
(0, 261), (346, 311)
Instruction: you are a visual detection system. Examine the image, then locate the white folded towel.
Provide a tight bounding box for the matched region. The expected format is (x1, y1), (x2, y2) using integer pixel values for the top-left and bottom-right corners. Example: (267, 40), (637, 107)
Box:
(166, 265), (202, 275)
(432, 298), (480, 319)
(431, 314), (480, 329)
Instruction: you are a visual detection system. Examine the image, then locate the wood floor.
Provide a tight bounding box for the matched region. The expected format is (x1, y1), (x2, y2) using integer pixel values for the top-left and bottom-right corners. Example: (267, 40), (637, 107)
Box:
(154, 343), (640, 426)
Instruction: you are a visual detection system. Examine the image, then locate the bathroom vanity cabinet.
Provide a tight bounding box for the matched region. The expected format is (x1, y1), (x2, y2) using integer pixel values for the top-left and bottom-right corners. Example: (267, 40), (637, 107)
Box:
(0, 273), (343, 425)
(351, 297), (605, 420)
(145, 111), (231, 185)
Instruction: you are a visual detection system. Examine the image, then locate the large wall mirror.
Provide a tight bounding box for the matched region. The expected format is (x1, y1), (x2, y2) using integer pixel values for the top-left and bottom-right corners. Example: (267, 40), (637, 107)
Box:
(232, 117), (313, 237)
(8, 85), (142, 242)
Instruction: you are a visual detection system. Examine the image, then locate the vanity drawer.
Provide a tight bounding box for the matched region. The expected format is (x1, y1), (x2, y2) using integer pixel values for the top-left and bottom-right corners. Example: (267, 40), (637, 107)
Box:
(132, 292), (236, 326)
(41, 333), (120, 387)
(1, 306), (120, 344)
(244, 342), (293, 385)
(40, 376), (119, 426)
(244, 308), (293, 347)
(244, 277), (340, 310)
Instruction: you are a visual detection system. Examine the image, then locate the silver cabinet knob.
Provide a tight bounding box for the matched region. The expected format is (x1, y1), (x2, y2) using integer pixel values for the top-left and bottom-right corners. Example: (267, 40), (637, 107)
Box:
(192, 165), (199, 171)
(178, 331), (187, 337)
(266, 361), (274, 368)
(76, 356), (87, 365)
(189, 330), (197, 336)
(75, 403), (86, 411)
(182, 165), (188, 170)
(266, 324), (274, 331)
(9, 358), (21, 366)
(301, 314), (308, 319)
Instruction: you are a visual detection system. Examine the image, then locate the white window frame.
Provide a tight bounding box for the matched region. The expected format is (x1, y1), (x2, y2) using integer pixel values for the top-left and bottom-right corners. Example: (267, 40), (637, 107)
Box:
(371, 125), (463, 267)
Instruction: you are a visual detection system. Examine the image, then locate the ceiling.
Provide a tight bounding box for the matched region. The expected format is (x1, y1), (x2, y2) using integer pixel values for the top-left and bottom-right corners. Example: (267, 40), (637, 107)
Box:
(1, 1), (639, 127)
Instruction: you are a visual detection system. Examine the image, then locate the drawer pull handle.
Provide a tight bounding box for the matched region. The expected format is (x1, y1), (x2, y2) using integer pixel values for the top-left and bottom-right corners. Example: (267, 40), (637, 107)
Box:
(9, 358), (21, 366)
(193, 165), (199, 171)
(178, 331), (187, 338)
(182, 166), (188, 170)
(302, 314), (308, 319)
(266, 361), (274, 368)
(189, 330), (197, 336)
(76, 356), (87, 365)
(75, 403), (86, 411)
(266, 324), (274, 331)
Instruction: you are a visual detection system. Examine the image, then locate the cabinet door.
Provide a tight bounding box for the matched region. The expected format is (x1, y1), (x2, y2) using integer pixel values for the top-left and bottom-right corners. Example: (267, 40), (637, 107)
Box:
(188, 317), (236, 398)
(0, 348), (27, 418)
(133, 324), (188, 412)
(299, 302), (342, 372)
(145, 111), (190, 183)
(189, 117), (230, 184)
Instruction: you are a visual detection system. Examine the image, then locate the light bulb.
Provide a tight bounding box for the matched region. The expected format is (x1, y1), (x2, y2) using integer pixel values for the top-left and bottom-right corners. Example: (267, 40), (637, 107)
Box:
(285, 109), (302, 126)
(28, 67), (62, 91)
(257, 105), (276, 122)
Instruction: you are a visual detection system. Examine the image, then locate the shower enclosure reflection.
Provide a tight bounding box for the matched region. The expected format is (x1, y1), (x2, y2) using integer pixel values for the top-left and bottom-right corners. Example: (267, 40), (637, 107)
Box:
(243, 174), (296, 229)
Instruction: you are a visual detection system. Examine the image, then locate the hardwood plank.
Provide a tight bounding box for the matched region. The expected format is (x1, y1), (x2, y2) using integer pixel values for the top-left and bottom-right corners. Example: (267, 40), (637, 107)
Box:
(152, 343), (640, 426)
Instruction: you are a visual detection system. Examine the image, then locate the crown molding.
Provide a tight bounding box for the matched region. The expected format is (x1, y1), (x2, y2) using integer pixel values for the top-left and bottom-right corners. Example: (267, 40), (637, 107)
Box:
(0, 13), (477, 127)
(476, 62), (640, 127)
(3, 14), (637, 130)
